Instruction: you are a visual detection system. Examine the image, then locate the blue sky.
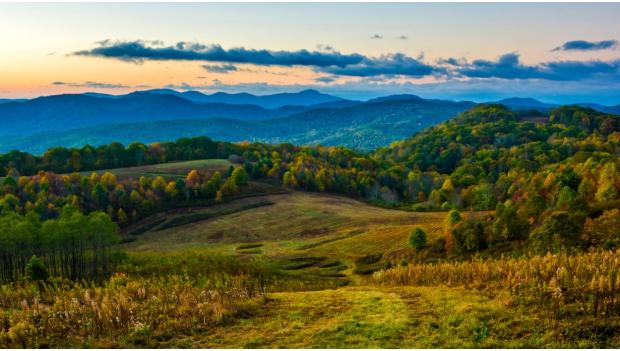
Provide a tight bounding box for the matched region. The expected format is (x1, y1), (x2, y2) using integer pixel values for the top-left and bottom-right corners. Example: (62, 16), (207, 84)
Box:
(1, 3), (620, 104)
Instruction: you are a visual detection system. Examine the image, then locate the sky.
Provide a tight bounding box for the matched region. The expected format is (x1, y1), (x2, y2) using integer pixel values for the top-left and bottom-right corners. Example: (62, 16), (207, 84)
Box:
(2, 3), (620, 104)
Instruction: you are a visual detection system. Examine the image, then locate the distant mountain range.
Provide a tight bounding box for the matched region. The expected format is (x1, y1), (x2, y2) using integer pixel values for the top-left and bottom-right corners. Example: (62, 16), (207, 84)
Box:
(492, 97), (620, 115)
(0, 98), (27, 104)
(0, 90), (357, 137)
(142, 88), (348, 108)
(0, 89), (618, 154)
(0, 96), (473, 154)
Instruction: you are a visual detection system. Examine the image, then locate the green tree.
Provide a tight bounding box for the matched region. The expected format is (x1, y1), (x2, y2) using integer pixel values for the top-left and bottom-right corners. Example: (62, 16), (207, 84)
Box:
(529, 211), (581, 252)
(231, 167), (249, 186)
(25, 255), (48, 281)
(409, 227), (427, 250)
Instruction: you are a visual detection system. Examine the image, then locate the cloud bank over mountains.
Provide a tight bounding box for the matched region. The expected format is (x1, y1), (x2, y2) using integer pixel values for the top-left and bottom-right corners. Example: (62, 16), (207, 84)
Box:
(74, 39), (620, 83)
(37, 38), (619, 104)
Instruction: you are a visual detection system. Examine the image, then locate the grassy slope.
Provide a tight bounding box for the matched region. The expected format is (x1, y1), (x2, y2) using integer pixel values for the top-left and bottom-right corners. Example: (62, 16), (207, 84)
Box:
(119, 190), (577, 347)
(122, 191), (446, 260)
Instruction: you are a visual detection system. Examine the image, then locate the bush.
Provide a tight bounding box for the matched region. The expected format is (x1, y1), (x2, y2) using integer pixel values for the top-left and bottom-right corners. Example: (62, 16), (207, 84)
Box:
(529, 211), (581, 252)
(411, 204), (427, 212)
(25, 255), (48, 281)
(440, 201), (453, 210)
(409, 227), (427, 250)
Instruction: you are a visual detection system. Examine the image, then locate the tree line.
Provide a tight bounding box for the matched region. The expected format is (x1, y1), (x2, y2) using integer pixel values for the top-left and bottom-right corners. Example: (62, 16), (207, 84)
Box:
(0, 207), (118, 284)
(0, 136), (244, 177)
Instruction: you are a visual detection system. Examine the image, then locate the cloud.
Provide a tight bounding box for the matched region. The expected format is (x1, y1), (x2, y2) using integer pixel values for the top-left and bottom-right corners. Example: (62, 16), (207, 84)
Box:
(553, 39), (618, 52)
(73, 40), (366, 67)
(74, 39), (443, 78)
(72, 40), (620, 82)
(159, 76), (620, 105)
(455, 53), (620, 81)
(370, 34), (383, 39)
(314, 76), (338, 83)
(202, 63), (238, 73)
(323, 53), (438, 77)
(52, 81), (131, 89)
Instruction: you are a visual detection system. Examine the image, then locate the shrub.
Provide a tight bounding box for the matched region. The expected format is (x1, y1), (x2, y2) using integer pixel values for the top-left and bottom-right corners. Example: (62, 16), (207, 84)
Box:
(529, 211), (581, 252)
(25, 256), (48, 281)
(409, 227), (427, 250)
(411, 204), (426, 212)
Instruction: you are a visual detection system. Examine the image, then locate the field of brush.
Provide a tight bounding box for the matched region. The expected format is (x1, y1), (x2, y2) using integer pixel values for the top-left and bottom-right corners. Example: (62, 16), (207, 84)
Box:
(3, 159), (619, 348)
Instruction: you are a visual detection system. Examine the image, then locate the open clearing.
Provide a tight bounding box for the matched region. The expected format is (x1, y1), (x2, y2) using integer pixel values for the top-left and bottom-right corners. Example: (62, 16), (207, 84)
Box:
(119, 191), (554, 348)
(77, 159), (232, 179)
(122, 191), (448, 262)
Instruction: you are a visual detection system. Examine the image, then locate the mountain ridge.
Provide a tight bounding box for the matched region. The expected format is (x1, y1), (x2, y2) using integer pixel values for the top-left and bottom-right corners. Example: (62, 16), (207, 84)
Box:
(0, 97), (474, 154)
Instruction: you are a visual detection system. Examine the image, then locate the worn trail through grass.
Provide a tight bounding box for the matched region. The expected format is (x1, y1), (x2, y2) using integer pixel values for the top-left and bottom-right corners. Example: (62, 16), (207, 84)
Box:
(182, 286), (555, 348)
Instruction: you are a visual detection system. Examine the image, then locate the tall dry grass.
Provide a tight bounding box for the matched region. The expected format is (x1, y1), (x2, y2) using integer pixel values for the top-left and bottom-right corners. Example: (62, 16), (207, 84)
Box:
(0, 273), (263, 347)
(373, 249), (620, 327)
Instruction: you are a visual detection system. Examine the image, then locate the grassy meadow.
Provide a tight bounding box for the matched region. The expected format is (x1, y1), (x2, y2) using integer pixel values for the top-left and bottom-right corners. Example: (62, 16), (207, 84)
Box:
(109, 183), (617, 347)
